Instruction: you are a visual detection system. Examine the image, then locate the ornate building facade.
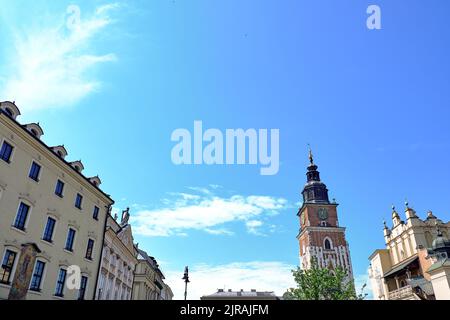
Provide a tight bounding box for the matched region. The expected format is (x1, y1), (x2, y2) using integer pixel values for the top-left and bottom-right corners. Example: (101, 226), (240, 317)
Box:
(95, 208), (138, 300)
(368, 203), (450, 300)
(0, 101), (114, 300)
(132, 248), (172, 300)
(297, 151), (353, 280)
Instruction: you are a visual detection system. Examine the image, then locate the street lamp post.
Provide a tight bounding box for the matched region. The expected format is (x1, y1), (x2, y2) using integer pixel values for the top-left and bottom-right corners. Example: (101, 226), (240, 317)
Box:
(182, 266), (190, 301)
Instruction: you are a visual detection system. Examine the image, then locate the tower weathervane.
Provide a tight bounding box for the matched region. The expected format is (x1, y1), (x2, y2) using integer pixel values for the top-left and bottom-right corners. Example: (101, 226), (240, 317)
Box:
(308, 144), (314, 165)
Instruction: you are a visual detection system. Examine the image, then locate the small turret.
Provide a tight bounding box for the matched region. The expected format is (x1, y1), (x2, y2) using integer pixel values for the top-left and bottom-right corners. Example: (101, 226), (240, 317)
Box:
(404, 200), (417, 220)
(392, 205), (402, 227)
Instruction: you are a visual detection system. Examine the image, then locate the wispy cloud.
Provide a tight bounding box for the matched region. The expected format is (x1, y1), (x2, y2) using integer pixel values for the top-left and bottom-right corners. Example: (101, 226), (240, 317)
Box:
(130, 187), (290, 237)
(0, 3), (120, 111)
(164, 261), (296, 300)
(246, 220), (264, 235)
(355, 272), (373, 300)
(164, 261), (372, 300)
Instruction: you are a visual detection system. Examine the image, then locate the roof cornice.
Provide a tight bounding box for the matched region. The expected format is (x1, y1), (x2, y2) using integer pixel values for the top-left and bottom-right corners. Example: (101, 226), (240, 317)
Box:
(0, 110), (114, 205)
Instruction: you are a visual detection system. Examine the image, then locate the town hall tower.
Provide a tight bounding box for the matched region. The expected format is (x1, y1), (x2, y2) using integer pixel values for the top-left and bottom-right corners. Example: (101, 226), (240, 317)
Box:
(297, 149), (354, 280)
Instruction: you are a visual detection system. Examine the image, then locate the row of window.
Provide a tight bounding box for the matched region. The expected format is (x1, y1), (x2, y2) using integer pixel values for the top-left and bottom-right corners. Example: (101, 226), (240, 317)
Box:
(0, 249), (88, 299)
(13, 202), (95, 260)
(98, 273), (132, 300)
(1, 140), (100, 221)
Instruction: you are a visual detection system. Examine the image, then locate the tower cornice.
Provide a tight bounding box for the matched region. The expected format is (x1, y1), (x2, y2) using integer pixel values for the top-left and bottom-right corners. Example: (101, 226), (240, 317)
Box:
(297, 226), (347, 240)
(297, 202), (339, 216)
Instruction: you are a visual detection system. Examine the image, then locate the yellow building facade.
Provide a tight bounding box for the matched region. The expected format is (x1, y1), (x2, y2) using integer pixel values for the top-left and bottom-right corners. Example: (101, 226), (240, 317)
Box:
(132, 249), (171, 300)
(0, 101), (114, 300)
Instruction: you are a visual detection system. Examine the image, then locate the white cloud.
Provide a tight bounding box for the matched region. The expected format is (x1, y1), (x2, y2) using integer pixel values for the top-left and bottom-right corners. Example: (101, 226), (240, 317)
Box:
(246, 220), (264, 235)
(163, 262), (373, 301)
(96, 3), (122, 15)
(0, 3), (119, 111)
(204, 228), (235, 236)
(164, 261), (296, 300)
(354, 272), (373, 300)
(130, 187), (290, 237)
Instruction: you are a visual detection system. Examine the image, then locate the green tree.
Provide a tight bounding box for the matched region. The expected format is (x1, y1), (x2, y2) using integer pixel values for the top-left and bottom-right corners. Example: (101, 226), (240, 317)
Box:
(284, 260), (367, 300)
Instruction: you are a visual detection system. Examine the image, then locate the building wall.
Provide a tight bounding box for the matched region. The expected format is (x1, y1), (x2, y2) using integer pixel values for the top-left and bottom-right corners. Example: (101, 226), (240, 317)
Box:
(298, 204), (353, 280)
(95, 216), (138, 300)
(385, 211), (450, 266)
(0, 108), (113, 300)
(428, 266), (450, 300)
(132, 260), (158, 300)
(368, 250), (391, 300)
(161, 283), (174, 300)
(368, 206), (450, 300)
(132, 252), (171, 300)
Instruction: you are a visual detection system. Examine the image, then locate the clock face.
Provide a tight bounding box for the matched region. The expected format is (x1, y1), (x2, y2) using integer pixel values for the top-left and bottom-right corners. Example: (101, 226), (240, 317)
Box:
(318, 208), (328, 220)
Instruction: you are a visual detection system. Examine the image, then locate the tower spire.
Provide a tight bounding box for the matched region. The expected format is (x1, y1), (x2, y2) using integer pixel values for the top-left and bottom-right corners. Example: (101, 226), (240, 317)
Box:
(301, 148), (330, 204)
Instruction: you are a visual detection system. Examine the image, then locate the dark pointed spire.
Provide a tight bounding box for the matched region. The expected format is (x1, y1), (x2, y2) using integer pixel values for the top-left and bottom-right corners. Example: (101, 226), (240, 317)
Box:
(301, 147), (330, 204)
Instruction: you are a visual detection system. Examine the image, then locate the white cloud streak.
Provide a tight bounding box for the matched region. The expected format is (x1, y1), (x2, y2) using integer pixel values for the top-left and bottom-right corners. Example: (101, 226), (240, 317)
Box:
(354, 272), (373, 300)
(164, 261), (297, 300)
(130, 187), (289, 237)
(164, 262), (372, 300)
(0, 3), (119, 111)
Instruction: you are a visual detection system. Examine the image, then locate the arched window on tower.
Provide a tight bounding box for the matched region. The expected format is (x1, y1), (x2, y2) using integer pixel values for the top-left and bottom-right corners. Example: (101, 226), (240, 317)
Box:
(324, 238), (332, 250)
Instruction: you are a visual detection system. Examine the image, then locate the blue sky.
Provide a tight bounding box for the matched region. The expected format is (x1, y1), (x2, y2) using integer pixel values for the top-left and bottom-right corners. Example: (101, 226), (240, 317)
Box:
(1, 0), (450, 299)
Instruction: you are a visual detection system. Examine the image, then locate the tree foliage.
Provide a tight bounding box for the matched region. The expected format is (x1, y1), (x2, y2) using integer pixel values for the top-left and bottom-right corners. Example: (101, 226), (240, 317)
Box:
(284, 260), (367, 300)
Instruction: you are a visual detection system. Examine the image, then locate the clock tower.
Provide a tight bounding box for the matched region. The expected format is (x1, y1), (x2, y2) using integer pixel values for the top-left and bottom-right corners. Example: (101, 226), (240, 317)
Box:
(297, 149), (354, 280)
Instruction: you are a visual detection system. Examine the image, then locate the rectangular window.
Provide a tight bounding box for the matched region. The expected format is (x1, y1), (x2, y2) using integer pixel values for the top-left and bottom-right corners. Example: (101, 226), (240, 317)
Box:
(65, 228), (76, 252)
(42, 217), (56, 243)
(55, 180), (64, 197)
(0, 250), (17, 284)
(85, 239), (94, 260)
(30, 261), (45, 292)
(13, 202), (30, 231)
(93, 206), (99, 220)
(75, 194), (83, 209)
(0, 141), (13, 163)
(54, 269), (67, 297)
(78, 276), (88, 300)
(28, 161), (41, 182)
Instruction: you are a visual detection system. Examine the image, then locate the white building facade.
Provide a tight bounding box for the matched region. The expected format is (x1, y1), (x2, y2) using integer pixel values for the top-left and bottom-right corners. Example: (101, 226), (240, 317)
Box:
(96, 209), (138, 300)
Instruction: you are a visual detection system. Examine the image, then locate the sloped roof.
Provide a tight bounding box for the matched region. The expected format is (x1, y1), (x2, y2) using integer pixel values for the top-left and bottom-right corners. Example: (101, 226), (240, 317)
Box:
(383, 255), (418, 278)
